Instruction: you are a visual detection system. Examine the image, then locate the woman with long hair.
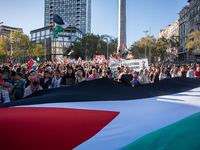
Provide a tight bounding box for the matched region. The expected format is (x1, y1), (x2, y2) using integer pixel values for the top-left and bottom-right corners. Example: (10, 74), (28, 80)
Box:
(75, 69), (86, 84)
(60, 66), (75, 87)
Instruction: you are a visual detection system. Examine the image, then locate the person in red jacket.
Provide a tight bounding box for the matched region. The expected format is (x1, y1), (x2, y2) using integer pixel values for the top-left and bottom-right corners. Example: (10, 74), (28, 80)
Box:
(194, 66), (200, 79)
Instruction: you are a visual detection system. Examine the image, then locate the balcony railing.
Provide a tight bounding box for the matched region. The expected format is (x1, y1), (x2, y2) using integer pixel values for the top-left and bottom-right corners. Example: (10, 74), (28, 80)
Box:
(189, 3), (197, 11)
(196, 20), (200, 24)
(189, 13), (196, 20)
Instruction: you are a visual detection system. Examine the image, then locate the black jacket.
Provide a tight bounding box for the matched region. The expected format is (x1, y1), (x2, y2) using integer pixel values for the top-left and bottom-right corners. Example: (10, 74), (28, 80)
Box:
(40, 78), (52, 89)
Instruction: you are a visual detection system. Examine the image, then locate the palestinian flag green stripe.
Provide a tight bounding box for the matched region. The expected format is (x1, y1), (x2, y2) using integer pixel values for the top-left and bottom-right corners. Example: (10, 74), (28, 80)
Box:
(123, 49), (132, 53)
(54, 25), (65, 38)
(123, 112), (200, 150)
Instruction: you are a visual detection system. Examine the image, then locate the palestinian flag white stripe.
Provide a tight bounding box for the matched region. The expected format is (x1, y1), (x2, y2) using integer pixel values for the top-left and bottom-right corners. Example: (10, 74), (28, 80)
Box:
(14, 86), (200, 150)
(1, 78), (200, 150)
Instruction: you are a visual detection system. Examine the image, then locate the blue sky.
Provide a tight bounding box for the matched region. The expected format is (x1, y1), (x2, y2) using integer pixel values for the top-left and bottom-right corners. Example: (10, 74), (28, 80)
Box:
(0, 0), (188, 47)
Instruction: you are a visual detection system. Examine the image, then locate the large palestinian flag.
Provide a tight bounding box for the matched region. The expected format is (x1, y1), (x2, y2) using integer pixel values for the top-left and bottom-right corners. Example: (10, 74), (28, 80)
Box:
(0, 78), (200, 150)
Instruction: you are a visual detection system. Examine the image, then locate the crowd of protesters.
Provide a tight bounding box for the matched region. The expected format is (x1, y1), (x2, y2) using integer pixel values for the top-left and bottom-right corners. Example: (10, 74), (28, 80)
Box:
(0, 61), (200, 103)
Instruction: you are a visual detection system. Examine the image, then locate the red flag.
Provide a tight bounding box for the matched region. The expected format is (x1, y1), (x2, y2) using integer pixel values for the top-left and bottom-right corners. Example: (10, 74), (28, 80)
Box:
(56, 59), (58, 63)
(28, 59), (34, 67)
(122, 45), (126, 51)
(118, 56), (121, 61)
(64, 58), (68, 64)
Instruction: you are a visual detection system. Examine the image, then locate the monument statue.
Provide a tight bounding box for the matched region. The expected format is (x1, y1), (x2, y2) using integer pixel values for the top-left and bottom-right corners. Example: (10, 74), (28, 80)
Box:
(117, 0), (126, 54)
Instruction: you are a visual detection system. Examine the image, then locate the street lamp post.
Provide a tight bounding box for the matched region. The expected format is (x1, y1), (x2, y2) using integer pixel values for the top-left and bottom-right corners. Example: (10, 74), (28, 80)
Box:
(104, 36), (109, 60)
(144, 30), (149, 58)
(45, 38), (46, 62)
(11, 30), (13, 63)
(149, 27), (151, 63)
(107, 39), (108, 60)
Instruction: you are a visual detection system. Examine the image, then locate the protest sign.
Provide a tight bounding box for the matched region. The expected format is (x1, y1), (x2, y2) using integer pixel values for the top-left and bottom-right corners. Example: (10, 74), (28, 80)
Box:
(110, 59), (148, 72)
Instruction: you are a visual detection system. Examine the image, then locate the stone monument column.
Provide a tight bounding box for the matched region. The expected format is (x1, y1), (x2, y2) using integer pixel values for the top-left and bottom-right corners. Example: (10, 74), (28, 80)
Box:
(117, 0), (126, 54)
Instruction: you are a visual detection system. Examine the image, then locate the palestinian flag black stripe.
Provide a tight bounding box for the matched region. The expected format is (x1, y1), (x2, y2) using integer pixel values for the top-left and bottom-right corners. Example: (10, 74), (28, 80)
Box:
(0, 78), (200, 108)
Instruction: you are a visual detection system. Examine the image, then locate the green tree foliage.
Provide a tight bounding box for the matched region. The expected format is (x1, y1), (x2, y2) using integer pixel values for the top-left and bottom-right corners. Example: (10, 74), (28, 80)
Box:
(73, 34), (118, 60)
(0, 31), (44, 62)
(185, 30), (200, 55)
(131, 35), (178, 62)
(0, 36), (11, 62)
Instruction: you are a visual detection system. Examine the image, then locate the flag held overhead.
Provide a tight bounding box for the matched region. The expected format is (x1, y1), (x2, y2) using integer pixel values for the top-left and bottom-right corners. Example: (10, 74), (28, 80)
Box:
(53, 14), (69, 38)
(53, 14), (65, 25)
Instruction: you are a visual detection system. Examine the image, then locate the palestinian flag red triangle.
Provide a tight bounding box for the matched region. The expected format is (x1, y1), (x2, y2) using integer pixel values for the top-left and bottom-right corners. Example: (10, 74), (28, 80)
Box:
(0, 107), (119, 150)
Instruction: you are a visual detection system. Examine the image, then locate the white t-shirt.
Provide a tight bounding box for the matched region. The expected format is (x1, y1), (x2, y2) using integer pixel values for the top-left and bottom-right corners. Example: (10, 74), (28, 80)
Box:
(172, 74), (179, 78)
(52, 77), (61, 88)
(159, 73), (167, 80)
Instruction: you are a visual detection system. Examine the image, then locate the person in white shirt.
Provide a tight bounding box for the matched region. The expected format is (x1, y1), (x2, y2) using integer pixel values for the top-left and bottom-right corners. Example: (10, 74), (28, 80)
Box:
(159, 68), (167, 80)
(172, 67), (179, 78)
(187, 67), (195, 79)
(52, 70), (62, 88)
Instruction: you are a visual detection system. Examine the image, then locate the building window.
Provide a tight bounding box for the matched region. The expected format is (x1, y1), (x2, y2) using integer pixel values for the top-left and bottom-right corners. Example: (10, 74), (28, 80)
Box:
(65, 13), (68, 16)
(81, 12), (86, 15)
(46, 30), (50, 35)
(81, 4), (86, 7)
(45, 7), (49, 10)
(32, 33), (35, 39)
(81, 16), (86, 19)
(81, 8), (86, 11)
(65, 5), (68, 8)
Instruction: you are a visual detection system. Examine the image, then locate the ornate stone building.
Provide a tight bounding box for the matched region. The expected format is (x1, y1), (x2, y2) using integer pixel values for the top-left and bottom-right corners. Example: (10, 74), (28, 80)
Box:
(158, 20), (179, 62)
(178, 0), (200, 63)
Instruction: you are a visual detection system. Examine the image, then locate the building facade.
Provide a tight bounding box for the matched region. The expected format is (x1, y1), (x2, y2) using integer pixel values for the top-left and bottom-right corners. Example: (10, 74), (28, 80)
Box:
(44, 0), (91, 35)
(158, 20), (179, 62)
(178, 5), (189, 62)
(0, 25), (23, 41)
(30, 26), (83, 61)
(178, 0), (200, 63)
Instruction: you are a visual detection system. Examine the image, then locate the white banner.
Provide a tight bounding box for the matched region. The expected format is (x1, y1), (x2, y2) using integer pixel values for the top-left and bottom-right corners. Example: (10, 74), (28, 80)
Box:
(110, 59), (148, 72)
